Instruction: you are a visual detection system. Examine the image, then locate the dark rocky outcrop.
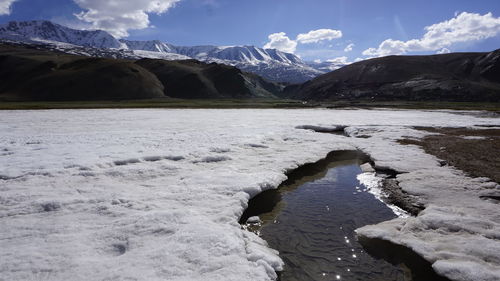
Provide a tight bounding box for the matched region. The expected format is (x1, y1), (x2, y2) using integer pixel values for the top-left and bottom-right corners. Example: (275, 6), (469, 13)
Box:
(285, 49), (500, 102)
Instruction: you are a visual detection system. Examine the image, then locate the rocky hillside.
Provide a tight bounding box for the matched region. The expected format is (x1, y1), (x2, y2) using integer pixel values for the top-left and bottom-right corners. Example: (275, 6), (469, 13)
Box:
(135, 59), (282, 99)
(0, 43), (282, 101)
(0, 43), (164, 101)
(286, 50), (500, 102)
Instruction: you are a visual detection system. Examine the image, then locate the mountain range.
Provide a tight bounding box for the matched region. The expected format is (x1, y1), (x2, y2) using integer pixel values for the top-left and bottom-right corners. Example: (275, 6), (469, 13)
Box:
(1, 20), (498, 103)
(0, 41), (283, 101)
(0, 20), (345, 83)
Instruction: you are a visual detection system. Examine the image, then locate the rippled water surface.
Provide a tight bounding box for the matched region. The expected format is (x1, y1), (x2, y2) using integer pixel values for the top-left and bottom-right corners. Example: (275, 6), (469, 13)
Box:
(242, 151), (408, 281)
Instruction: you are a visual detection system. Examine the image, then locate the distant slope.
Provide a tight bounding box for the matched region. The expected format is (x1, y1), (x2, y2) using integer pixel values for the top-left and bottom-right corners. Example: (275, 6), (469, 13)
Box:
(0, 20), (325, 83)
(0, 43), (282, 101)
(287, 50), (500, 102)
(135, 59), (282, 99)
(0, 43), (164, 101)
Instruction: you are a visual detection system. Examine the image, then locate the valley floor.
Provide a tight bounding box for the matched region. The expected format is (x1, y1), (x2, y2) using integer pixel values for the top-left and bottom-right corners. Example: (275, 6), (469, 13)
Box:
(1, 100), (500, 112)
(0, 109), (499, 281)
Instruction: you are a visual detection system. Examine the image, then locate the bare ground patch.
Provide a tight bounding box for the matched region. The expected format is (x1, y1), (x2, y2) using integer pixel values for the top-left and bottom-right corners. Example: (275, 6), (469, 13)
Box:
(398, 127), (500, 183)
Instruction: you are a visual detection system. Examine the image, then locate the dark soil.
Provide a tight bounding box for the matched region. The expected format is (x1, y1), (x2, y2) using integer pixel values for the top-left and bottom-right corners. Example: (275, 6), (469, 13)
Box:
(398, 127), (500, 183)
(380, 178), (425, 216)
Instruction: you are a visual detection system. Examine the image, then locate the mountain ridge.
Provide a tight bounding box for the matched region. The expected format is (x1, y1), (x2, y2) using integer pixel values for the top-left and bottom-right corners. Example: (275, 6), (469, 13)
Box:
(0, 20), (335, 83)
(285, 49), (500, 102)
(0, 20), (124, 49)
(0, 42), (283, 101)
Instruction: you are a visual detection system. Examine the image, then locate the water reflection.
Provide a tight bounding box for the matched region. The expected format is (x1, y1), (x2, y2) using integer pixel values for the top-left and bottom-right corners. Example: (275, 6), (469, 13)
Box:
(242, 151), (409, 281)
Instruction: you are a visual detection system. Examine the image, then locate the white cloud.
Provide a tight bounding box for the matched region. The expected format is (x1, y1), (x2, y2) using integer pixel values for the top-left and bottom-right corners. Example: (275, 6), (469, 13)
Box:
(0, 0), (18, 15)
(437, 48), (451, 54)
(296, 28), (342, 44)
(73, 0), (180, 38)
(264, 28), (342, 54)
(326, 56), (350, 64)
(263, 32), (298, 53)
(363, 12), (500, 57)
(344, 43), (355, 52)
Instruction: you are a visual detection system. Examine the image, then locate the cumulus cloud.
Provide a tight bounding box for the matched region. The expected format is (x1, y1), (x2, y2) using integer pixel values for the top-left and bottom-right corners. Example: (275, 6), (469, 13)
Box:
(326, 56), (350, 64)
(73, 0), (180, 38)
(264, 28), (342, 53)
(437, 48), (451, 54)
(344, 43), (355, 52)
(296, 29), (342, 44)
(0, 0), (18, 15)
(363, 12), (500, 57)
(263, 32), (298, 53)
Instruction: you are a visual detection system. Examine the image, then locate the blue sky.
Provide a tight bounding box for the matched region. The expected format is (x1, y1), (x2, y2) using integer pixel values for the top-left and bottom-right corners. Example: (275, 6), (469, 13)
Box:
(1, 0), (499, 62)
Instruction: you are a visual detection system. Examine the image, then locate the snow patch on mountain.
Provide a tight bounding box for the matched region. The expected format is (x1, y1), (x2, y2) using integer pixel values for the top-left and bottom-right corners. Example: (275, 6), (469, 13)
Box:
(131, 49), (191, 60)
(122, 39), (176, 53)
(306, 60), (348, 72)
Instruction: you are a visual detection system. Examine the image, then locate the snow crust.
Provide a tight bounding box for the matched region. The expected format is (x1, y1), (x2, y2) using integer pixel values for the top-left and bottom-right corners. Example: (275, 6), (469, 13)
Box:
(356, 172), (409, 218)
(0, 109), (499, 281)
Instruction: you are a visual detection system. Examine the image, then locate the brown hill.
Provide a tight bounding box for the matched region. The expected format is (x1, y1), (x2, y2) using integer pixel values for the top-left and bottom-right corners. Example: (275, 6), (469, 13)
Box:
(286, 49), (500, 102)
(0, 43), (282, 101)
(0, 44), (164, 101)
(135, 59), (281, 99)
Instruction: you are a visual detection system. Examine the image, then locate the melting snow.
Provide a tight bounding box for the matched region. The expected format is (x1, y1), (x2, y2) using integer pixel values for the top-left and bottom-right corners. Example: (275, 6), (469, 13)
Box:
(0, 109), (499, 281)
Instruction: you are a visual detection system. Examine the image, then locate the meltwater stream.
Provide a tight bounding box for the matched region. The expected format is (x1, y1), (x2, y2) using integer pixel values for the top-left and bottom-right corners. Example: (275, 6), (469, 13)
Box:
(241, 151), (408, 281)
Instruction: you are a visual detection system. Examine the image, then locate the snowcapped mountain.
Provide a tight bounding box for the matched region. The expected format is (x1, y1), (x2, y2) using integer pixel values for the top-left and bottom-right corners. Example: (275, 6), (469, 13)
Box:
(0, 20), (327, 83)
(0, 20), (124, 49)
(120, 41), (323, 82)
(118, 40), (304, 65)
(177, 45), (303, 65)
(306, 60), (349, 72)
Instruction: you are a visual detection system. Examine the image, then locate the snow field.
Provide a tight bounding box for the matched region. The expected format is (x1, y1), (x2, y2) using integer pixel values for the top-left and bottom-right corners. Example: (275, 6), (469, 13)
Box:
(0, 109), (498, 281)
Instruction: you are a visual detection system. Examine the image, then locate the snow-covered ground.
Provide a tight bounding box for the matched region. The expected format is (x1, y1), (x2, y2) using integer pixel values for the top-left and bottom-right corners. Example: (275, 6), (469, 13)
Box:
(0, 109), (498, 281)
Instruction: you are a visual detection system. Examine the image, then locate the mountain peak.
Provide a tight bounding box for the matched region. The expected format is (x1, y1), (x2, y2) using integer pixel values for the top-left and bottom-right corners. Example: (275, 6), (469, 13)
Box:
(0, 20), (123, 49)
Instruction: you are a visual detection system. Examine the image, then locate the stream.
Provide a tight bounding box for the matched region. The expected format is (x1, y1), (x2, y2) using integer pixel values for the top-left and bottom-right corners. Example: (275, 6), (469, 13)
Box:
(241, 150), (409, 281)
